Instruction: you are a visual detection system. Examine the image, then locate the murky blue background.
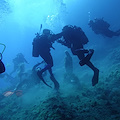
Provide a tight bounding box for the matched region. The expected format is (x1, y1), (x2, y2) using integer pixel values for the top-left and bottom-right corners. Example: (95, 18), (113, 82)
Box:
(0, 0), (120, 89)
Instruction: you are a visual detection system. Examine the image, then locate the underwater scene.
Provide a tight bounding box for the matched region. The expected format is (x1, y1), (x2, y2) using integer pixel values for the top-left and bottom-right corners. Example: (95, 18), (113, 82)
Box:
(0, 0), (120, 119)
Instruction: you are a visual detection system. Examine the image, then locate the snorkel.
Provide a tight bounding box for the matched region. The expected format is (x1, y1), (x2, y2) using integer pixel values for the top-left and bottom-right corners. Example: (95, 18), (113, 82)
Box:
(39, 24), (42, 35)
(35, 24), (42, 37)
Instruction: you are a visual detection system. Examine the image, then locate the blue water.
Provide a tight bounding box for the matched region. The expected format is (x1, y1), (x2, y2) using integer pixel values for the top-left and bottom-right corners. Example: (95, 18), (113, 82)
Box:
(0, 1), (120, 119)
(0, 0), (120, 90)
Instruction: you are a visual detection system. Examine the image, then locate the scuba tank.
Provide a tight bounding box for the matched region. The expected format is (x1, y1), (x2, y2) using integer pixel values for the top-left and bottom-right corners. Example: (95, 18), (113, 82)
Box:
(32, 24), (42, 57)
(62, 25), (89, 45)
(32, 24), (55, 57)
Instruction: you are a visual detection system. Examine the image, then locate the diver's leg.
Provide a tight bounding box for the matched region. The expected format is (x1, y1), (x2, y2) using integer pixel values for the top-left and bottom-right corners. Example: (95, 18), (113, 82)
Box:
(37, 66), (52, 88)
(105, 30), (117, 38)
(39, 52), (53, 74)
(108, 29), (120, 37)
(38, 64), (52, 74)
(37, 53), (53, 78)
(49, 72), (60, 91)
(14, 80), (26, 91)
(86, 61), (99, 86)
(43, 53), (59, 91)
(79, 49), (94, 66)
(10, 65), (17, 75)
(115, 29), (120, 36)
(48, 65), (59, 90)
(37, 67), (52, 88)
(37, 53), (54, 88)
(77, 49), (99, 86)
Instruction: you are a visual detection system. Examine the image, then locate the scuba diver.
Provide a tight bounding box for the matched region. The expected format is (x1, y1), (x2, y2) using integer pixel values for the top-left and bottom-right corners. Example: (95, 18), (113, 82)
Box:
(57, 25), (99, 86)
(13, 61), (45, 92)
(32, 29), (63, 91)
(88, 18), (120, 38)
(0, 58), (5, 74)
(0, 43), (6, 74)
(1, 61), (46, 99)
(10, 53), (28, 75)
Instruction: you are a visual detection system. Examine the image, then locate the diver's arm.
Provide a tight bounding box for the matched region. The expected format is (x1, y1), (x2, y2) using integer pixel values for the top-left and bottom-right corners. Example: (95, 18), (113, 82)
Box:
(57, 39), (71, 48)
(51, 32), (63, 42)
(24, 58), (29, 64)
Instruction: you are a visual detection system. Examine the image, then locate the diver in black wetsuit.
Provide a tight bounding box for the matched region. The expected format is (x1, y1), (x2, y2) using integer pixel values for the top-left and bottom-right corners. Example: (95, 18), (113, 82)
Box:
(0, 59), (5, 74)
(57, 25), (99, 86)
(10, 53), (28, 75)
(0, 43), (6, 74)
(13, 62), (44, 91)
(88, 18), (120, 38)
(32, 29), (63, 90)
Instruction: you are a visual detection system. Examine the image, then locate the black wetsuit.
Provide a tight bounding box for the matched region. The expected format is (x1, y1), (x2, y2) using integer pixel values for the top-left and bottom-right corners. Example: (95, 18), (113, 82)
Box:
(33, 33), (62, 90)
(0, 60), (5, 74)
(10, 54), (28, 75)
(33, 33), (62, 73)
(89, 19), (120, 38)
(60, 26), (88, 60)
(58, 25), (99, 86)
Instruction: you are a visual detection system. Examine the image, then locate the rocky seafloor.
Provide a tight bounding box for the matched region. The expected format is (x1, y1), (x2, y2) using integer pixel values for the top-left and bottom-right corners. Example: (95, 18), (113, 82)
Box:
(0, 64), (120, 120)
(1, 44), (120, 120)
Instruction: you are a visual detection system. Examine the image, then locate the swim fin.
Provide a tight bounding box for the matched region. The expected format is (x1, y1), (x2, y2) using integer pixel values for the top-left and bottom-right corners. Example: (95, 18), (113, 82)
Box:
(37, 71), (52, 88)
(50, 75), (59, 91)
(92, 68), (99, 86)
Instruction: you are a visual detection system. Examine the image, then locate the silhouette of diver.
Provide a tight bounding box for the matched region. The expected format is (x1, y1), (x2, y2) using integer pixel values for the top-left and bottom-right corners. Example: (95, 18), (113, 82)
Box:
(0, 43), (6, 74)
(13, 62), (45, 92)
(57, 25), (99, 86)
(0, 59), (5, 74)
(10, 53), (28, 75)
(88, 18), (120, 38)
(32, 29), (63, 90)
